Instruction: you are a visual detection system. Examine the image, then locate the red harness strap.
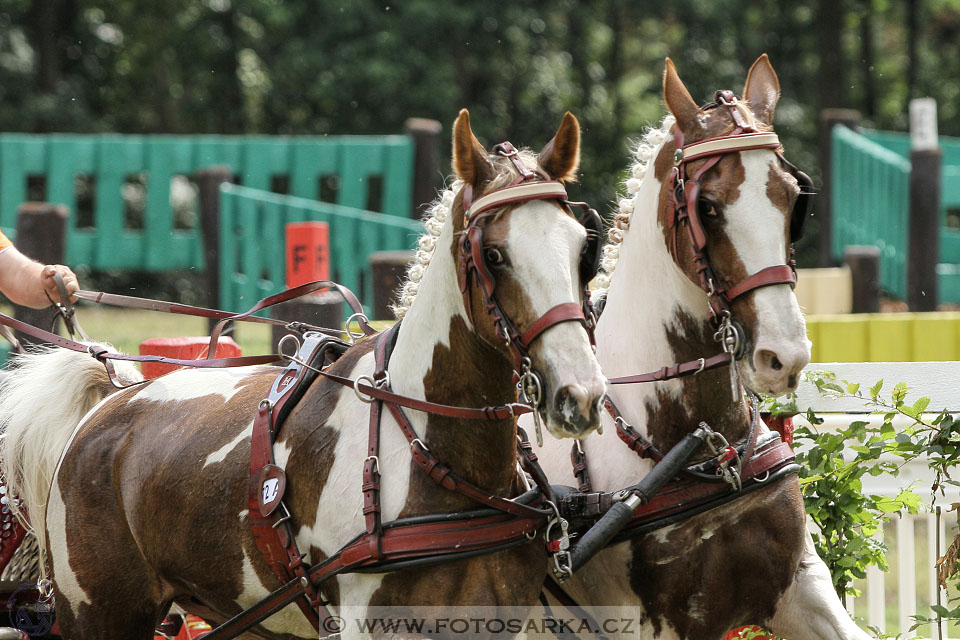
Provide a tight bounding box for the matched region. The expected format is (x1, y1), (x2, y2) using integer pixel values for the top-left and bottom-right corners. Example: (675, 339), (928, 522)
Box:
(247, 334), (334, 630)
(227, 323), (554, 639)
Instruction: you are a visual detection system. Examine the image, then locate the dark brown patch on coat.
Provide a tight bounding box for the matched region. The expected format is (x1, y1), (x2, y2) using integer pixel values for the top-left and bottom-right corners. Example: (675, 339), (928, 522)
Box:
(632, 307), (806, 638)
(51, 360), (355, 639)
(629, 480), (805, 638)
(643, 309), (751, 455)
(767, 161), (800, 218)
(368, 313), (547, 611)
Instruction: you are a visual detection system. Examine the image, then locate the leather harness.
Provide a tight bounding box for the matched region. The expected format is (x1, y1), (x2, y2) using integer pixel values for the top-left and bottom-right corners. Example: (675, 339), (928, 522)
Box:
(555, 89), (810, 548)
(225, 144), (600, 637)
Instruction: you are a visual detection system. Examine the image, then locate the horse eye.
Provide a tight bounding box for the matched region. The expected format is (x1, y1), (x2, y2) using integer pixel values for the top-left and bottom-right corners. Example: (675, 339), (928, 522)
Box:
(484, 247), (505, 266)
(697, 198), (719, 218)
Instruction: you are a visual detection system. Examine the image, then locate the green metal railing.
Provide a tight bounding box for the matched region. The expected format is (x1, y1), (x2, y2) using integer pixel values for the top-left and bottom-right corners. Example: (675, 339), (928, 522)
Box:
(0, 134), (413, 271)
(219, 184), (422, 313)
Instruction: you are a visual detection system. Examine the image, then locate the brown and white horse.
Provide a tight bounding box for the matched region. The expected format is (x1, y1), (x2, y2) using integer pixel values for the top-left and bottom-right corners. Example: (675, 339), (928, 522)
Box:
(0, 110), (606, 639)
(531, 57), (871, 639)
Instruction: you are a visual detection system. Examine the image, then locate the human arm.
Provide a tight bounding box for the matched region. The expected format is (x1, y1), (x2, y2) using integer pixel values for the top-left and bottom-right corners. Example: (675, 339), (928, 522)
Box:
(0, 245), (79, 309)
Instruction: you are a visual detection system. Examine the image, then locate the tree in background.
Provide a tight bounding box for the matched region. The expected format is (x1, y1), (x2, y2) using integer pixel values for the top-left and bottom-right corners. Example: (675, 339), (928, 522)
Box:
(0, 0), (955, 266)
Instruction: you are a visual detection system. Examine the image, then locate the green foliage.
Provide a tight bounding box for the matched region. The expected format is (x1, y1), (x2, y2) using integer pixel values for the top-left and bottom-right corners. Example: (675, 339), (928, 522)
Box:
(776, 370), (960, 633)
(1, 0), (957, 252)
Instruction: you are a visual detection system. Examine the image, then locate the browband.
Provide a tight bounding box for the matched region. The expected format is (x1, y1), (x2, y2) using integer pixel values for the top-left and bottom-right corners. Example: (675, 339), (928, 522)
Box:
(466, 181), (568, 221)
(682, 132), (781, 162)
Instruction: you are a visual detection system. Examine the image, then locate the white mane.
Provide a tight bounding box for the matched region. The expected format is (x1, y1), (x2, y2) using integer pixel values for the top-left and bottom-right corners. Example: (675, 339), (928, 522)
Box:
(391, 181), (461, 319)
(591, 115), (675, 297)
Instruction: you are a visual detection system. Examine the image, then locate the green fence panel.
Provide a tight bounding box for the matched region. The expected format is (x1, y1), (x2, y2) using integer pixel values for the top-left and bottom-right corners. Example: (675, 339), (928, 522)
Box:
(0, 134), (415, 275)
(831, 126), (912, 298)
(863, 128), (960, 168)
(218, 184), (422, 315)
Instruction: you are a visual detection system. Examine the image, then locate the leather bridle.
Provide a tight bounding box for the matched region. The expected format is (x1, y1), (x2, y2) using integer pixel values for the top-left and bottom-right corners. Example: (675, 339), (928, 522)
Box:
(458, 141), (600, 443)
(667, 89), (808, 360)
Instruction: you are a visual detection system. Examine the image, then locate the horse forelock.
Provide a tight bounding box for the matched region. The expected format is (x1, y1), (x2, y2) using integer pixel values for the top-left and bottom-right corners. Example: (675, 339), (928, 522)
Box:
(392, 150), (546, 319)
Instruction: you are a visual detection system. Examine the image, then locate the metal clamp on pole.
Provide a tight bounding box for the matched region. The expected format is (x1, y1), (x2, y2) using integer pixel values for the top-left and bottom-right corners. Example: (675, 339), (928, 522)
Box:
(566, 425), (709, 575)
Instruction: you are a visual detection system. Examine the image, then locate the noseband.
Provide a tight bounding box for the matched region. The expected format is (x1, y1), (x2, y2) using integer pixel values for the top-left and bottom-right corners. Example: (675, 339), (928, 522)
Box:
(457, 142), (600, 442)
(668, 89), (809, 358)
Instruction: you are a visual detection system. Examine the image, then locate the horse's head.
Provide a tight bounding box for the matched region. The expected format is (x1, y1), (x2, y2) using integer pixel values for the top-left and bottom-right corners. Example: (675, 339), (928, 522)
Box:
(450, 109), (606, 438)
(656, 55), (812, 396)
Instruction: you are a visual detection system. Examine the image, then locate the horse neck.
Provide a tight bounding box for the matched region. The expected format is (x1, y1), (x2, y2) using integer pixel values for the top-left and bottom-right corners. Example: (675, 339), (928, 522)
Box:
(597, 172), (749, 453)
(387, 220), (518, 499)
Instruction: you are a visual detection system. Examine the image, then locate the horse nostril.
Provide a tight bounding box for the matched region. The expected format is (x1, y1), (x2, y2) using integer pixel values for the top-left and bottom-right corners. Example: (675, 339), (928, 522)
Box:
(770, 355), (783, 371)
(787, 374), (798, 388)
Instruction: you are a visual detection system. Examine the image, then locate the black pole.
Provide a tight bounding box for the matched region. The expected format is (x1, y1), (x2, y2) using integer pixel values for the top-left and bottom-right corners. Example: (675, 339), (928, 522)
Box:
(196, 166), (233, 332)
(12, 202), (67, 346)
(907, 98), (941, 311)
(404, 118), (443, 220)
(908, 149), (942, 310)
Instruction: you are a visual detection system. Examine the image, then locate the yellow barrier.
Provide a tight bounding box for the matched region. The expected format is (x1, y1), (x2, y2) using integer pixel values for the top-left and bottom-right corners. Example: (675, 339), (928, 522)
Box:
(806, 312), (960, 362)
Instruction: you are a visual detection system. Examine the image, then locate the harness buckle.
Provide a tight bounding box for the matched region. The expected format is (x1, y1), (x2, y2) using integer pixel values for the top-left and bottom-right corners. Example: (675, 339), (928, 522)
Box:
(364, 455), (380, 475)
(718, 93), (738, 107)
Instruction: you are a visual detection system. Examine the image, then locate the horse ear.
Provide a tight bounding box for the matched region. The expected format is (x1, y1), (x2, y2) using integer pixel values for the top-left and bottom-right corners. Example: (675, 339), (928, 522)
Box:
(538, 112), (581, 182)
(743, 54), (780, 125)
(663, 58), (703, 135)
(452, 109), (494, 187)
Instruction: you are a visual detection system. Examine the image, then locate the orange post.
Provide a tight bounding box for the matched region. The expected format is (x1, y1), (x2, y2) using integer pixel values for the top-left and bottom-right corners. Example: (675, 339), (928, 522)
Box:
(286, 222), (330, 289)
(139, 336), (241, 379)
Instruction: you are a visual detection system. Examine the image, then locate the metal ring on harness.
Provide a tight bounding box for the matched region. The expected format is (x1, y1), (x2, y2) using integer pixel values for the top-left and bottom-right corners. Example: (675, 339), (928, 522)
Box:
(345, 312), (371, 344)
(354, 375), (377, 403)
(277, 333), (301, 361)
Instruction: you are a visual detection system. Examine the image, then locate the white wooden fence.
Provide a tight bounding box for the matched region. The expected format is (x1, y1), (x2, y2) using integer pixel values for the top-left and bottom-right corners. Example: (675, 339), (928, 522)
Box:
(796, 361), (960, 639)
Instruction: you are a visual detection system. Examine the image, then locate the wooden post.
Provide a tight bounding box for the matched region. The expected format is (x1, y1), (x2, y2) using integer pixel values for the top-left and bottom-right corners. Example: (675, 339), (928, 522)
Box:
(404, 118), (443, 219)
(907, 98), (941, 312)
(844, 245), (881, 314)
(369, 250), (413, 321)
(196, 166), (233, 331)
(12, 202), (68, 347)
(818, 109), (861, 267)
(269, 291), (344, 349)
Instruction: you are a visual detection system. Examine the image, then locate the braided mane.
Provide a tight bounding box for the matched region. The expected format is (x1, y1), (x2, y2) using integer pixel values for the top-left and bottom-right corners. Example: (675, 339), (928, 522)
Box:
(591, 114), (675, 297)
